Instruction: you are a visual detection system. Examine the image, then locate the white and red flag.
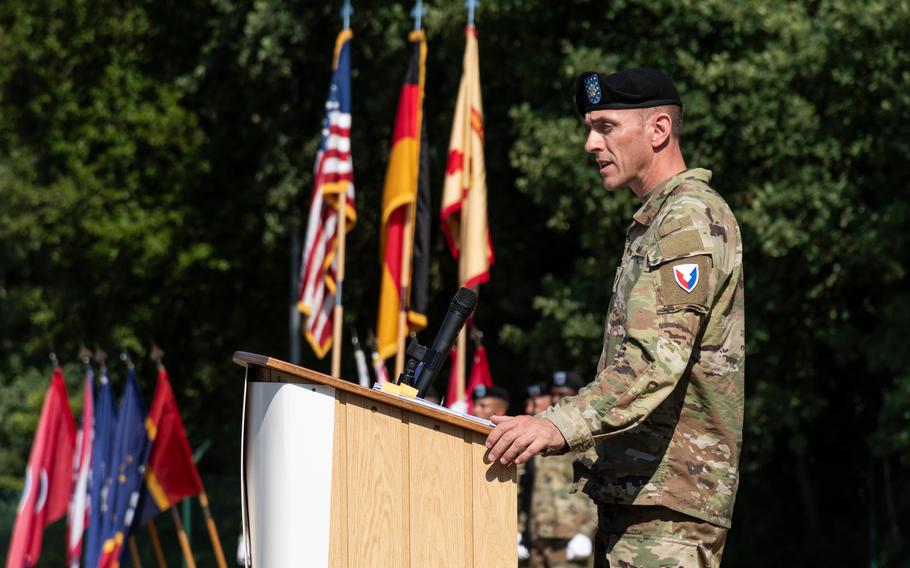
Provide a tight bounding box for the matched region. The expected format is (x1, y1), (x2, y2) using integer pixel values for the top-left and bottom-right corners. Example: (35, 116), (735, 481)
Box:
(5, 368), (76, 568)
(66, 367), (94, 568)
(297, 29), (356, 358)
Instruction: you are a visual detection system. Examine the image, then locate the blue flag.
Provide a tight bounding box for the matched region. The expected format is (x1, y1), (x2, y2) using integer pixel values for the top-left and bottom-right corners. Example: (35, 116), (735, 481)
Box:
(96, 368), (151, 567)
(83, 367), (117, 568)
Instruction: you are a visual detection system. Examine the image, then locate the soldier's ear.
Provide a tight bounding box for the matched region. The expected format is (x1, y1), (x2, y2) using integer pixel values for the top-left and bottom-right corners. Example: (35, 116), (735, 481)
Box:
(650, 111), (673, 149)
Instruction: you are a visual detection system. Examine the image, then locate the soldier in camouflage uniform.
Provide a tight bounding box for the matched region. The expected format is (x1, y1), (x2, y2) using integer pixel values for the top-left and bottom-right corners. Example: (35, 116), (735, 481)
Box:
(518, 382), (550, 564)
(486, 68), (744, 568)
(520, 372), (598, 568)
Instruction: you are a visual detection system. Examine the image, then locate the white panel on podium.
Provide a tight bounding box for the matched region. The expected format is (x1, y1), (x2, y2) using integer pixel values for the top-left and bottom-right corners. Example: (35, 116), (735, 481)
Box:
(243, 381), (336, 567)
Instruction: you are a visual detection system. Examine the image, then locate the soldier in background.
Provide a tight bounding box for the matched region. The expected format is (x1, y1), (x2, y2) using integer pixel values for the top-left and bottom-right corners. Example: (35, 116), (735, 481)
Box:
(525, 382), (552, 416)
(520, 372), (596, 568)
(518, 382), (552, 563)
(471, 384), (510, 420)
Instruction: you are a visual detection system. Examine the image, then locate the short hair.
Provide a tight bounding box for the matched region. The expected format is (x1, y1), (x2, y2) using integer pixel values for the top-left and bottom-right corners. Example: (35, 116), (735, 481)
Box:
(640, 105), (683, 139)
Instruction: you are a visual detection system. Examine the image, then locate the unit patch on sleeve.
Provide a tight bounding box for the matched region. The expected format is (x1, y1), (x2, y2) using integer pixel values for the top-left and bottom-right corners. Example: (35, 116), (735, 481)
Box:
(656, 255), (712, 312)
(673, 263), (699, 293)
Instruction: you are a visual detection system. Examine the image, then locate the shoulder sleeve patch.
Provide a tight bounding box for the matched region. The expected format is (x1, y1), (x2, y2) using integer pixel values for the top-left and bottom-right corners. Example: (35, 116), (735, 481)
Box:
(656, 255), (712, 313)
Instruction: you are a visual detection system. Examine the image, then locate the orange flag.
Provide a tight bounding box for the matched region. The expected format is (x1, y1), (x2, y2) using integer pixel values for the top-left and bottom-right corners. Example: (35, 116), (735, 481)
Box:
(441, 25), (494, 288)
(376, 30), (429, 360)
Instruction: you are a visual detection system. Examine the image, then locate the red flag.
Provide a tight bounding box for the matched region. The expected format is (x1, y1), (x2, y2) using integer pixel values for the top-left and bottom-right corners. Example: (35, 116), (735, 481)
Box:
(6, 368), (76, 568)
(139, 367), (203, 522)
(464, 345), (494, 415)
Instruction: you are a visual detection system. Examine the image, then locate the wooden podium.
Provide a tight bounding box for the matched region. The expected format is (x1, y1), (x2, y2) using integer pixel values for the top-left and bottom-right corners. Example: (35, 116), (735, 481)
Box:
(234, 352), (517, 567)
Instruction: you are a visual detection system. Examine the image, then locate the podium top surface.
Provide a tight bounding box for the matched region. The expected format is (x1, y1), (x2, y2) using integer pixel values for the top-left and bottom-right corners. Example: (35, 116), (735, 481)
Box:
(233, 351), (494, 435)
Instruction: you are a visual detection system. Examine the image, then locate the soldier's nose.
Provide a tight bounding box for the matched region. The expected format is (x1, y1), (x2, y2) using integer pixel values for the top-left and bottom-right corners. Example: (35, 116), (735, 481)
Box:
(584, 131), (601, 154)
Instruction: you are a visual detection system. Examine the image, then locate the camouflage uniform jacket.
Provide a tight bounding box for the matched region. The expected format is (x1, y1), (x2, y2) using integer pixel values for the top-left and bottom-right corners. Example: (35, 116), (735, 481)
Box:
(541, 168), (744, 528)
(518, 454), (598, 542)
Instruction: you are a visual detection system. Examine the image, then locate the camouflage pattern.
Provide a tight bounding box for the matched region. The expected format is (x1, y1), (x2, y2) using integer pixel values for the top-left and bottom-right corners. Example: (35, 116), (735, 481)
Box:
(519, 453), (598, 566)
(595, 505), (727, 568)
(541, 169), (744, 528)
(529, 454), (597, 540)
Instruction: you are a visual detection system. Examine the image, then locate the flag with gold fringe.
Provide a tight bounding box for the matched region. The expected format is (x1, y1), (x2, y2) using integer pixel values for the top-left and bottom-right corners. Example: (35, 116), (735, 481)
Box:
(441, 25), (494, 288)
(297, 29), (357, 358)
(376, 30), (430, 360)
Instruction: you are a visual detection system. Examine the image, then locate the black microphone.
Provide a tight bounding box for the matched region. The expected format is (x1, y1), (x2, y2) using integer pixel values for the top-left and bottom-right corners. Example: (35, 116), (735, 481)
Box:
(413, 287), (477, 398)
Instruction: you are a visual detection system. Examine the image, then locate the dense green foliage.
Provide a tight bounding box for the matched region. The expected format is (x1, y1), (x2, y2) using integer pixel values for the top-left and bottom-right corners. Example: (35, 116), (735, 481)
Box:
(1, 0), (908, 565)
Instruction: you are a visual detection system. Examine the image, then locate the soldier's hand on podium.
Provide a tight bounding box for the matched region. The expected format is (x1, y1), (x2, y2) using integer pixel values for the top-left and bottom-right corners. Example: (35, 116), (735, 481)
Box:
(566, 534), (592, 560)
(484, 415), (567, 465)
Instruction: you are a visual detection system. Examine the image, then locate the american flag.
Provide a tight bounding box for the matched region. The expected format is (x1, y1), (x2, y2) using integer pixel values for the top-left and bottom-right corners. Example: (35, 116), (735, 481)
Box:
(297, 30), (356, 358)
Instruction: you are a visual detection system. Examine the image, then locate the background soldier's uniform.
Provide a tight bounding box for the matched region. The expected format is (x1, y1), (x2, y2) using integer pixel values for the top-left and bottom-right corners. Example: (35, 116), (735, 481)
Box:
(542, 168), (745, 567)
(519, 453), (597, 567)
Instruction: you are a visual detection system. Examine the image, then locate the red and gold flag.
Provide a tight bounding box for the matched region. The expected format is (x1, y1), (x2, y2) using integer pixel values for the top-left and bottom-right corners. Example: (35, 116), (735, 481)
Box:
(441, 26), (494, 288)
(376, 30), (429, 360)
(138, 367), (203, 524)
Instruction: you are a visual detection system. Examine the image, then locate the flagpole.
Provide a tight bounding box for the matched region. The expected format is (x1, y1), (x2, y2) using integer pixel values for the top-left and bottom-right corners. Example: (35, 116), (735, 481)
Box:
(147, 521), (167, 568)
(170, 507), (198, 568)
(331, 4), (354, 379)
(456, 326), (468, 404)
(394, 203), (416, 378)
(396, 2), (427, 379)
(331, 192), (348, 378)
(128, 535), (144, 568)
(457, 187), (472, 406)
(198, 491), (228, 568)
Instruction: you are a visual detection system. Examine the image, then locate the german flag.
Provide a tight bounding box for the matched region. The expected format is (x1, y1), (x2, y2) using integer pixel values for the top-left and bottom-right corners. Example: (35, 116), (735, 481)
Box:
(376, 30), (430, 360)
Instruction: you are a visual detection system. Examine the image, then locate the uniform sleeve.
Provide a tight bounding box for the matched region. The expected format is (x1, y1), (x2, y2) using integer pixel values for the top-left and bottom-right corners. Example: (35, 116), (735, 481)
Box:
(541, 211), (725, 453)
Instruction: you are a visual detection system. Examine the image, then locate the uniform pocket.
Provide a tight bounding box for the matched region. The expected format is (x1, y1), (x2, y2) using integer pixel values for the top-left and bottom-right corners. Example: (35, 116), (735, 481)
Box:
(606, 533), (701, 567)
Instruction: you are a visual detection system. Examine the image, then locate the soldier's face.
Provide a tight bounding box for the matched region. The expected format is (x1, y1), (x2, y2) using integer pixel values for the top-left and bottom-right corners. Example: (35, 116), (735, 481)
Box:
(550, 387), (577, 404)
(524, 394), (551, 415)
(532, 395), (552, 415)
(583, 109), (653, 194)
(473, 397), (508, 420)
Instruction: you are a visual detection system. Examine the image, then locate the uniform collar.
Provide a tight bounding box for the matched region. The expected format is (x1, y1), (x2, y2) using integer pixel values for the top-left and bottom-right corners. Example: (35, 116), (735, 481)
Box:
(632, 168), (712, 226)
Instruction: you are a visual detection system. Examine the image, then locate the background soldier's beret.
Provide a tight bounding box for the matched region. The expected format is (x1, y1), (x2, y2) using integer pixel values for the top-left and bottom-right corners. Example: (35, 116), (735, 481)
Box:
(551, 370), (584, 392)
(473, 384), (510, 403)
(525, 382), (549, 398)
(575, 67), (682, 117)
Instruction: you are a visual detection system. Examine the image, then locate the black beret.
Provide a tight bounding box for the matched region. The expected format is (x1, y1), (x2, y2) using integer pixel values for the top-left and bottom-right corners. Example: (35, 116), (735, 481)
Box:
(550, 371), (585, 392)
(473, 384), (510, 403)
(525, 382), (550, 398)
(575, 68), (682, 117)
